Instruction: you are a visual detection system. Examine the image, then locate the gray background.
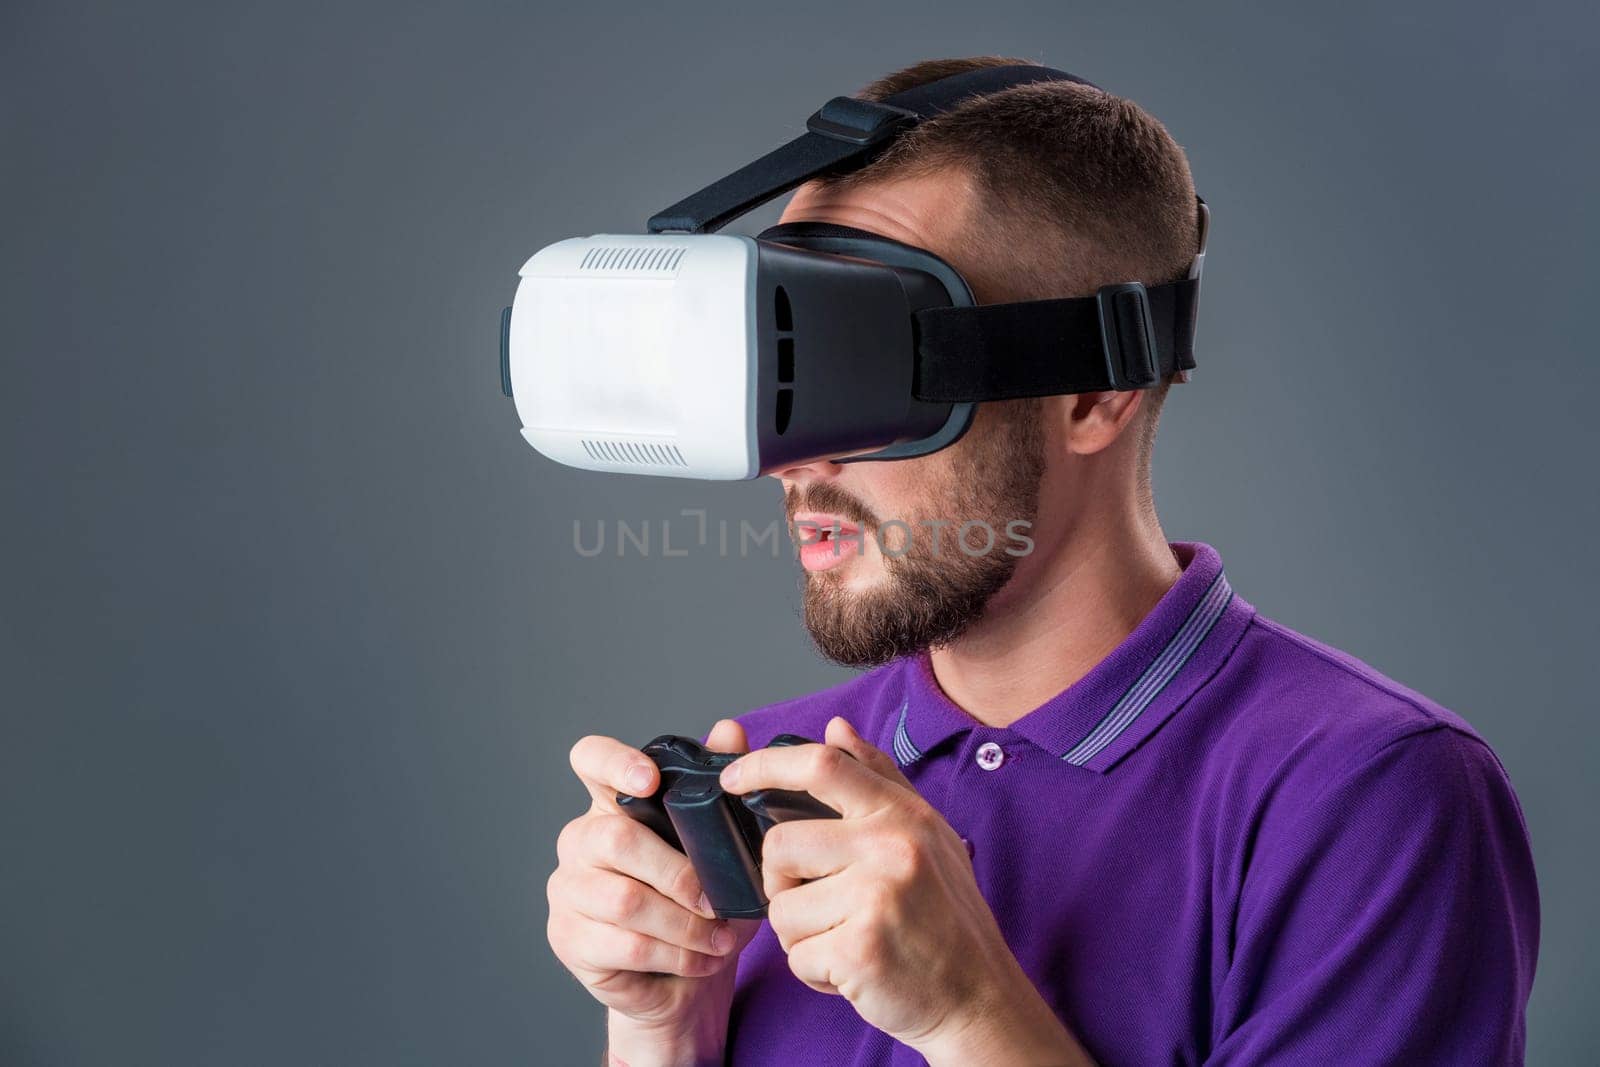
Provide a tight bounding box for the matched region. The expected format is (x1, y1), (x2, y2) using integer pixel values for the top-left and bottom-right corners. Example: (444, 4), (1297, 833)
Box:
(3, 0), (1596, 1063)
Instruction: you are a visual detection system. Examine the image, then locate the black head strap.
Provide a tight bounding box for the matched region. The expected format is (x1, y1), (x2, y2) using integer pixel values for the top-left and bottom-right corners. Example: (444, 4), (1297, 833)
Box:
(647, 65), (1095, 234)
(912, 279), (1199, 400)
(760, 215), (1206, 402)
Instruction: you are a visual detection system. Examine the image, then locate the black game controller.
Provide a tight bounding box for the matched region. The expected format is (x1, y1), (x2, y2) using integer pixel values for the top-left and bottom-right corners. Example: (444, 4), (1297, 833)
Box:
(617, 734), (842, 919)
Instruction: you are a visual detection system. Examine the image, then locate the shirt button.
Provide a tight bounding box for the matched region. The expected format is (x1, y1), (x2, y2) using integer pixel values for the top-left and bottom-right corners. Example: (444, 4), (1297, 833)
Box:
(975, 741), (1005, 771)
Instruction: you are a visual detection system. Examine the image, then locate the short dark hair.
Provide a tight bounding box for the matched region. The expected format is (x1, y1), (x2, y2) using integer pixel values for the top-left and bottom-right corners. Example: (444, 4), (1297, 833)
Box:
(817, 56), (1200, 477)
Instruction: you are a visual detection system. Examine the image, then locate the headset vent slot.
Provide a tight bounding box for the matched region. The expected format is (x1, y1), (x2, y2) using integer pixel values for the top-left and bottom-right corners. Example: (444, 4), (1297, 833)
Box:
(775, 390), (794, 436)
(774, 285), (793, 331)
(579, 438), (688, 467)
(773, 286), (796, 430)
(577, 246), (687, 274)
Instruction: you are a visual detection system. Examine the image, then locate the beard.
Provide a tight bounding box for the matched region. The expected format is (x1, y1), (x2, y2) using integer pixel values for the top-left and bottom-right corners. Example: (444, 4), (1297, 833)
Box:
(789, 399), (1046, 669)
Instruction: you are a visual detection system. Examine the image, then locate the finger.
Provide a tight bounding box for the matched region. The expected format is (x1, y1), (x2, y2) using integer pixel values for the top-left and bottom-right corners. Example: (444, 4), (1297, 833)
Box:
(760, 819), (854, 893)
(704, 717), (750, 755)
(824, 716), (915, 792)
(783, 921), (848, 996)
(719, 738), (895, 819)
(561, 915), (729, 979)
(569, 735), (659, 810)
(559, 813), (716, 918)
(764, 874), (850, 954)
(565, 868), (737, 958)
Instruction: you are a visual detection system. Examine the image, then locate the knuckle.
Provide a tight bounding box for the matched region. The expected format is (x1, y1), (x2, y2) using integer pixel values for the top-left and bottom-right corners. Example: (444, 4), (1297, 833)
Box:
(761, 870), (787, 905)
(861, 878), (896, 915)
(764, 890), (787, 931)
(677, 904), (706, 947)
(878, 831), (922, 877)
(786, 945), (815, 985)
(603, 878), (647, 923)
(667, 862), (701, 907)
(618, 931), (653, 970)
(837, 931), (870, 975)
(811, 745), (844, 778)
(544, 868), (565, 907)
(854, 885), (898, 937)
(847, 928), (885, 979)
(594, 813), (635, 857)
(555, 817), (585, 864)
(545, 913), (572, 959)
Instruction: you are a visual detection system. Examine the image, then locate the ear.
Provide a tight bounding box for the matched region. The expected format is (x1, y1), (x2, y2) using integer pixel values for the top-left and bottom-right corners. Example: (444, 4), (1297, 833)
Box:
(1062, 388), (1147, 456)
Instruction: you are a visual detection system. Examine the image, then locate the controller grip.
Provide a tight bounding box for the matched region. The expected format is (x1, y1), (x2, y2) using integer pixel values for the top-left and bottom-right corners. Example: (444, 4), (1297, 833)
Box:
(663, 785), (767, 919)
(612, 732), (852, 919)
(616, 790), (682, 852)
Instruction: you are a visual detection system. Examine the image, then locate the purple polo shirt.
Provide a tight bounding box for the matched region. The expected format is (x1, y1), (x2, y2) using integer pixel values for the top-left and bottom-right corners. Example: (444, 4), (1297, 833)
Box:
(723, 542), (1539, 1065)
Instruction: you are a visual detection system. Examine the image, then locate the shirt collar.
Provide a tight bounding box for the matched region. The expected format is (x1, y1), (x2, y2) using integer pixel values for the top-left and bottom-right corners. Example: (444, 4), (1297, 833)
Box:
(883, 542), (1255, 774)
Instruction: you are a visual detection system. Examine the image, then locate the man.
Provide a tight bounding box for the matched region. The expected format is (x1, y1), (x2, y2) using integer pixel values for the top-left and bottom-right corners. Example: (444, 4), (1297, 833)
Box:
(546, 57), (1540, 1066)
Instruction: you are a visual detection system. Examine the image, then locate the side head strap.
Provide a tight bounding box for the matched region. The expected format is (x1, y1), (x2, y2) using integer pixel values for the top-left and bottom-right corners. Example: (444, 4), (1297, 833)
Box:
(759, 218), (1208, 401)
(911, 256), (1203, 401)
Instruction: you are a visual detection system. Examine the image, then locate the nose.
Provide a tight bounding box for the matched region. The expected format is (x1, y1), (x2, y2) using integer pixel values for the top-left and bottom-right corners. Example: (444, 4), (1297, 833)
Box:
(766, 457), (845, 485)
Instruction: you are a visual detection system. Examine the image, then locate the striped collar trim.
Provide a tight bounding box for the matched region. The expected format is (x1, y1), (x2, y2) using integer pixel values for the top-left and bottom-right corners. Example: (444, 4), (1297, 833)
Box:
(888, 543), (1256, 775)
(890, 701), (924, 766)
(1061, 570), (1233, 767)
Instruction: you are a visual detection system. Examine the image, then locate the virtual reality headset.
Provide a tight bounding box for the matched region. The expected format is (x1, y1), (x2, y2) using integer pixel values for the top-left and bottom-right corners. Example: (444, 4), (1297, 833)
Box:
(499, 65), (1209, 480)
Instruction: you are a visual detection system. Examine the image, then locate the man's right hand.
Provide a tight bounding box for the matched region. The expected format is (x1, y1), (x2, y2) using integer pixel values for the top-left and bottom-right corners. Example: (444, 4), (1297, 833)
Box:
(547, 718), (762, 1065)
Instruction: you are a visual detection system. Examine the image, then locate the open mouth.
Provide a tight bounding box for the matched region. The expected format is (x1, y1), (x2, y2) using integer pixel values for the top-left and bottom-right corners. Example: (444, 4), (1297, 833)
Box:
(794, 514), (861, 543)
(792, 513), (865, 571)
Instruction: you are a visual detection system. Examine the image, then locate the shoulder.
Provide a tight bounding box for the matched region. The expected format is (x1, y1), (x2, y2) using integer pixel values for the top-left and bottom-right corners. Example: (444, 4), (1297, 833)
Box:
(1199, 612), (1529, 851)
(1209, 621), (1539, 1065)
(1206, 610), (1509, 786)
(731, 661), (906, 749)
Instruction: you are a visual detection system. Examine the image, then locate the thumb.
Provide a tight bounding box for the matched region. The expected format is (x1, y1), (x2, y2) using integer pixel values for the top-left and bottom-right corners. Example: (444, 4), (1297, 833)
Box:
(823, 715), (914, 790)
(705, 717), (750, 755)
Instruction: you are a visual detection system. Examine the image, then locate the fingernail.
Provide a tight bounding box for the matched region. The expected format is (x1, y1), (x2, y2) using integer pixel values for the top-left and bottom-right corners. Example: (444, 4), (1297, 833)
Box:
(623, 763), (653, 794)
(721, 762), (741, 789)
(696, 892), (713, 917)
(711, 923), (735, 954)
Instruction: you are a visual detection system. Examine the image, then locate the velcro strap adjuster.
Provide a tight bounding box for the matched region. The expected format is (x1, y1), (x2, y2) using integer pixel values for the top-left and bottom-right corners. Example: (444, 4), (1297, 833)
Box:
(1096, 283), (1159, 390)
(805, 97), (920, 146)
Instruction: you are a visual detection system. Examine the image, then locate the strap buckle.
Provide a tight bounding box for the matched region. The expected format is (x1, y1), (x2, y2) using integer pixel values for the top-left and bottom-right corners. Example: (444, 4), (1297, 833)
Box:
(805, 97), (920, 146)
(1095, 282), (1159, 390)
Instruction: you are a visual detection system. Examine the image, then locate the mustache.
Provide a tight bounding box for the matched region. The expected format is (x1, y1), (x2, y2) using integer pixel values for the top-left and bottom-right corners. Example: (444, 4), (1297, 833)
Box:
(784, 482), (880, 530)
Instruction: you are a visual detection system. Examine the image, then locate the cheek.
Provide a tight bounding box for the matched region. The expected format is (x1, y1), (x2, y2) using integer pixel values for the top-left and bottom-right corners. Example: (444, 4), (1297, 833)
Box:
(854, 459), (949, 524)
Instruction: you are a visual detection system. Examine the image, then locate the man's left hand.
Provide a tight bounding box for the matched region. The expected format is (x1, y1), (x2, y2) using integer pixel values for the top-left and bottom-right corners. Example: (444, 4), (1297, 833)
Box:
(718, 716), (1092, 1066)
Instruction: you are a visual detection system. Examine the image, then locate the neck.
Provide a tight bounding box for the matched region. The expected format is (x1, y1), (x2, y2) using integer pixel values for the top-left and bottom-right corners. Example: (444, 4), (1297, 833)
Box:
(927, 498), (1181, 728)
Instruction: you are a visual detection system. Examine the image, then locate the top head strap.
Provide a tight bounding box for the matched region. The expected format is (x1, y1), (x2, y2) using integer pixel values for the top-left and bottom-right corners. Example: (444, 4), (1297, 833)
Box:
(647, 65), (1096, 234)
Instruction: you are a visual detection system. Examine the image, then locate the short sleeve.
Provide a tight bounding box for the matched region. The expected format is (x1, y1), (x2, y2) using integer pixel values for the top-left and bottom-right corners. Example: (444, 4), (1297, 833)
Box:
(1209, 725), (1540, 1065)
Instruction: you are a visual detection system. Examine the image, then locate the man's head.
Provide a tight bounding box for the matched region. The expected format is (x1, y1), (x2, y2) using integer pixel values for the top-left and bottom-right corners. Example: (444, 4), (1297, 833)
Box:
(776, 57), (1201, 668)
